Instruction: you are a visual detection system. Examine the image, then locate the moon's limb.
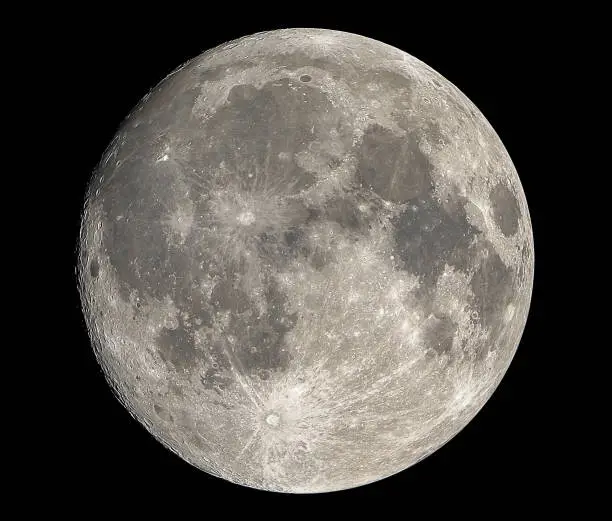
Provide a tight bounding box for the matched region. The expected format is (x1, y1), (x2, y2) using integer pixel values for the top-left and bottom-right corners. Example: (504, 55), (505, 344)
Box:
(78, 28), (534, 493)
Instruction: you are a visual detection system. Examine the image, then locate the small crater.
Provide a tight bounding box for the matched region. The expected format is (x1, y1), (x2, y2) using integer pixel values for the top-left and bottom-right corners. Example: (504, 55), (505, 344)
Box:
(423, 314), (457, 354)
(153, 404), (173, 422)
(266, 412), (280, 427)
(89, 257), (100, 278)
(299, 74), (312, 82)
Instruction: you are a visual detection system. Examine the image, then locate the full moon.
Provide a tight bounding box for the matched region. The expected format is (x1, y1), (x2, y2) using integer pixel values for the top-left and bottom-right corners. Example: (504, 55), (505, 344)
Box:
(78, 29), (534, 493)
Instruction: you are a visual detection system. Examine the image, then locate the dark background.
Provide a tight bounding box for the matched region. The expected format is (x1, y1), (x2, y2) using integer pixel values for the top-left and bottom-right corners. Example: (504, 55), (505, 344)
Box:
(49, 7), (573, 514)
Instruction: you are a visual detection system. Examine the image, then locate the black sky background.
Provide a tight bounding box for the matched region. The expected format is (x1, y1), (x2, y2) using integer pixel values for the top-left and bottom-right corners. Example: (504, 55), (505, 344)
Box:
(46, 6), (579, 514)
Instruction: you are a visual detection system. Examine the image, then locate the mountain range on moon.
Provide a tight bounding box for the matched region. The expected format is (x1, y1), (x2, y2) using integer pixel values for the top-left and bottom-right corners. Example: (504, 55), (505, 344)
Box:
(77, 28), (534, 493)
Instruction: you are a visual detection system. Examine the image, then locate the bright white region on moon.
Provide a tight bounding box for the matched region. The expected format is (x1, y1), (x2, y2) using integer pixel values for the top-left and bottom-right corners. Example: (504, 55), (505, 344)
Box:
(77, 28), (534, 493)
(266, 413), (280, 427)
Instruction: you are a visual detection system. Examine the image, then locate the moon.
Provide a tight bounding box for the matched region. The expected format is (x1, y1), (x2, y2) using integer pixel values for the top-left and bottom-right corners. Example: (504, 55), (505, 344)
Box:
(77, 28), (534, 493)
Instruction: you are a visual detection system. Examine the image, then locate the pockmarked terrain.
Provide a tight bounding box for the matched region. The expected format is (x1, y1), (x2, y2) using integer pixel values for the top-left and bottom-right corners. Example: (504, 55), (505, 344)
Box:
(78, 28), (534, 493)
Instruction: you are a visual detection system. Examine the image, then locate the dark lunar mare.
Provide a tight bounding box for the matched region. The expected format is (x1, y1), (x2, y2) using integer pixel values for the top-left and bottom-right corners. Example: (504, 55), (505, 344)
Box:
(391, 194), (479, 286)
(467, 238), (516, 349)
(190, 78), (352, 195)
(356, 124), (432, 203)
(98, 70), (361, 381)
(489, 181), (520, 236)
(98, 59), (520, 370)
(383, 182), (517, 357)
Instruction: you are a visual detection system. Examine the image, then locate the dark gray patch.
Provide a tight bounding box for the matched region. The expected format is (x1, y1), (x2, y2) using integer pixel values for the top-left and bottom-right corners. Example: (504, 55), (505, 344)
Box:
(211, 279), (251, 313)
(321, 197), (366, 231)
(156, 321), (198, 372)
(227, 84), (259, 103)
(100, 97), (209, 304)
(276, 223), (326, 268)
(305, 206), (322, 222)
(199, 67), (227, 83)
(199, 61), (255, 83)
(127, 85), (203, 141)
(282, 212), (335, 270)
(490, 182), (520, 236)
(89, 257), (99, 278)
(357, 124), (432, 202)
(284, 228), (302, 248)
(103, 204), (195, 304)
(238, 319), (292, 373)
(253, 227), (308, 271)
(196, 78), (351, 196)
(101, 186), (168, 302)
(469, 238), (515, 347)
(196, 273), (296, 385)
(395, 119), (448, 149)
(225, 277), (295, 375)
(99, 71), (350, 327)
(392, 194), (479, 289)
(264, 278), (298, 334)
(100, 157), (219, 329)
(310, 249), (332, 270)
(186, 285), (214, 328)
(422, 314), (457, 354)
(299, 74), (312, 82)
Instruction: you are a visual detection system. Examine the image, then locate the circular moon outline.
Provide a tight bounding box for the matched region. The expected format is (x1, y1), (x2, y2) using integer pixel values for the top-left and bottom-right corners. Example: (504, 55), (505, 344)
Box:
(78, 28), (534, 493)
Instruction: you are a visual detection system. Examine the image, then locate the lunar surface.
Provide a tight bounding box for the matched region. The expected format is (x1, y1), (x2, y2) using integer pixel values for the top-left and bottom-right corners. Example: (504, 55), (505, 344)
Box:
(77, 28), (534, 493)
